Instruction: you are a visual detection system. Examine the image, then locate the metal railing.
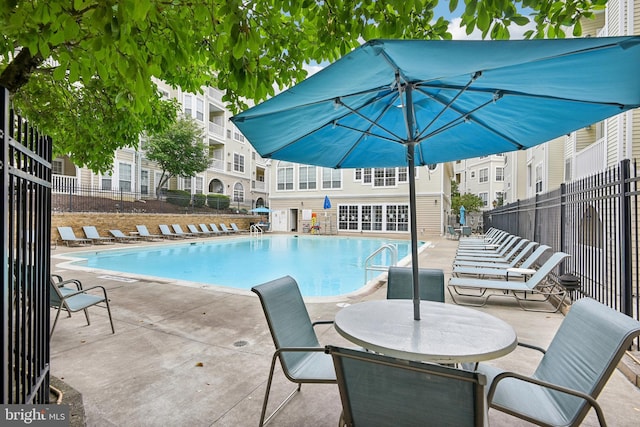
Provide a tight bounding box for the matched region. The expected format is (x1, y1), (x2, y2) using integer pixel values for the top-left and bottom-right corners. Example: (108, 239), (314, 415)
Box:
(364, 244), (398, 284)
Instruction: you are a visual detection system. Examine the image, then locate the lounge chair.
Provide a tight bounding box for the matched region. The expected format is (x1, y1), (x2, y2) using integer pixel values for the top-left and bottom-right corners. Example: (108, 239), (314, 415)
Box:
(82, 226), (115, 244)
(57, 226), (92, 246)
(210, 224), (228, 235)
(49, 274), (115, 337)
(159, 224), (182, 239)
(187, 224), (208, 236)
(448, 251), (570, 312)
(136, 225), (163, 241)
(219, 223), (235, 234)
(456, 235), (519, 257)
(327, 346), (486, 427)
(386, 266), (445, 302)
(457, 229), (507, 248)
(455, 237), (527, 263)
(199, 224), (219, 235)
(109, 229), (142, 243)
(171, 224), (197, 238)
(474, 298), (640, 427)
(251, 276), (336, 426)
(453, 242), (540, 268)
(230, 223), (248, 233)
(453, 244), (548, 278)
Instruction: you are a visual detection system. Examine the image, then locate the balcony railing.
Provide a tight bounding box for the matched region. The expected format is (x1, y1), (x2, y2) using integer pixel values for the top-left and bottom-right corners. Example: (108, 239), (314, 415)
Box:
(575, 137), (606, 179)
(52, 174), (78, 193)
(208, 121), (224, 138)
(252, 180), (266, 191)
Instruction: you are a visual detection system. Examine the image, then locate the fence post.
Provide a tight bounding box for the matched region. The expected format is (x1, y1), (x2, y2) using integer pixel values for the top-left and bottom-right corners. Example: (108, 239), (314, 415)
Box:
(619, 159), (633, 316)
(559, 183), (566, 275)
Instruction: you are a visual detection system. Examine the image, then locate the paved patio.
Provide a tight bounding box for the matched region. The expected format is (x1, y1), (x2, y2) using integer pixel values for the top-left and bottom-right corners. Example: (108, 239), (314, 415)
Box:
(50, 235), (640, 426)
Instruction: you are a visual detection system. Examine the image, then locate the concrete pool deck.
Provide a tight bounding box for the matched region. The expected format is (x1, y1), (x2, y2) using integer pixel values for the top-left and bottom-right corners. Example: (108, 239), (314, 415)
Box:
(50, 234), (640, 426)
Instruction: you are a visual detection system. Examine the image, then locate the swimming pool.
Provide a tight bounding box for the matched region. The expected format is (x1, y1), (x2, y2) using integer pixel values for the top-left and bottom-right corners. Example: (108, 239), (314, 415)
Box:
(67, 235), (420, 297)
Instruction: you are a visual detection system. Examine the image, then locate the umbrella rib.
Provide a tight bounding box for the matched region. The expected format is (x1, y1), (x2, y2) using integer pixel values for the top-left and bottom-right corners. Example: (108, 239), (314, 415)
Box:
(335, 94), (405, 142)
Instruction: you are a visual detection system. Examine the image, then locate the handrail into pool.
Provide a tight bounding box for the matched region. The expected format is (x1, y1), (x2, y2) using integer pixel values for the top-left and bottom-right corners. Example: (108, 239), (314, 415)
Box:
(364, 244), (398, 284)
(250, 224), (263, 237)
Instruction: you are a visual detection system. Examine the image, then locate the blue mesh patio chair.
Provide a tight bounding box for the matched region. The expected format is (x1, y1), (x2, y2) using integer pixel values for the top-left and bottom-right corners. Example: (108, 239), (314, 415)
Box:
(327, 346), (486, 427)
(251, 276), (336, 426)
(386, 266), (444, 302)
(475, 298), (640, 426)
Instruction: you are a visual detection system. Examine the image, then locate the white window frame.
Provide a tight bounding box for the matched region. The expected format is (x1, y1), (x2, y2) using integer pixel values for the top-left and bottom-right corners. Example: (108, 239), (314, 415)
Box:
(195, 176), (204, 194)
(479, 168), (489, 183)
(495, 167), (504, 182)
(101, 170), (113, 191)
(196, 97), (204, 121)
(52, 159), (64, 175)
(233, 182), (244, 202)
(140, 169), (150, 195)
(277, 162), (294, 191)
(298, 165), (317, 190)
(322, 168), (342, 189)
(184, 93), (193, 117)
(479, 192), (489, 207)
(233, 153), (245, 173)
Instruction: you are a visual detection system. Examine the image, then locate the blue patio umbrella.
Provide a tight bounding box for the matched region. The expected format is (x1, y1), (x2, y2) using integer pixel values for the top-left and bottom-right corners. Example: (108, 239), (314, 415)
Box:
(250, 206), (271, 213)
(232, 37), (640, 320)
(459, 206), (466, 226)
(323, 195), (332, 210)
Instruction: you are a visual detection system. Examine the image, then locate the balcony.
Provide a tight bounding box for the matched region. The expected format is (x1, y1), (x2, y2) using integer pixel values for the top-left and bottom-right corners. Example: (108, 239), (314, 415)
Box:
(575, 137), (606, 179)
(208, 121), (224, 138)
(52, 174), (78, 194)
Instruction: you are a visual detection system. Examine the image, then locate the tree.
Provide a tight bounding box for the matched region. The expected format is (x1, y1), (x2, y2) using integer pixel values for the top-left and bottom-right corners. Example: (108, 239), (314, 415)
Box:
(145, 117), (210, 198)
(450, 180), (484, 213)
(0, 1), (606, 171)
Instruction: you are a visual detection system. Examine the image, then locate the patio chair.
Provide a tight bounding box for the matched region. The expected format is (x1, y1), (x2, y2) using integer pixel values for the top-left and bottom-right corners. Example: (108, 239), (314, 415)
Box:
(386, 266), (445, 302)
(326, 346), (486, 427)
(448, 251), (570, 312)
(136, 225), (163, 241)
(187, 224), (207, 236)
(446, 225), (460, 240)
(209, 223), (226, 235)
(455, 237), (527, 263)
(454, 242), (541, 268)
(457, 229), (507, 248)
(251, 276), (336, 426)
(219, 223), (235, 234)
(49, 274), (115, 337)
(171, 224), (197, 238)
(230, 223), (248, 233)
(57, 226), (92, 246)
(460, 225), (472, 237)
(475, 298), (640, 427)
(456, 235), (519, 258)
(199, 224), (218, 235)
(82, 226), (115, 244)
(453, 244), (551, 278)
(109, 229), (142, 243)
(159, 224), (183, 239)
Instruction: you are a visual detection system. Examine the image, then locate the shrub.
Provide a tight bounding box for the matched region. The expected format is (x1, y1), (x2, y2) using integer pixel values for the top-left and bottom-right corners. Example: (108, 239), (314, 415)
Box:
(193, 193), (207, 208)
(207, 193), (230, 210)
(166, 190), (191, 207)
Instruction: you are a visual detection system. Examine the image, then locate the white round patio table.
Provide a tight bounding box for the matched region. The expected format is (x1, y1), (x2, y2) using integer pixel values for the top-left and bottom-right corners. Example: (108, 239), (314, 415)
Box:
(334, 300), (517, 364)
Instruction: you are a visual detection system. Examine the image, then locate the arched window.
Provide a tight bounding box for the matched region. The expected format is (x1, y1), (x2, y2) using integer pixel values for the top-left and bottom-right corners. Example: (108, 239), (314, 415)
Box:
(233, 182), (244, 202)
(209, 178), (224, 194)
(579, 206), (603, 249)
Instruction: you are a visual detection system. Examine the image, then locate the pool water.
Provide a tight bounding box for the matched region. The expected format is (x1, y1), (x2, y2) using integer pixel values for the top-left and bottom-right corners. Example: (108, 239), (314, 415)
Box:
(70, 235), (415, 297)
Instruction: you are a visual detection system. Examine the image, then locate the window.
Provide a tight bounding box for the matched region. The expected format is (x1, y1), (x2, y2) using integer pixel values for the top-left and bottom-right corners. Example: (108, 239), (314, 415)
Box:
(470, 170), (476, 179)
(195, 177), (203, 194)
(338, 205), (360, 230)
(182, 177), (192, 192)
(386, 205), (409, 231)
(322, 168), (341, 189)
(233, 153), (245, 173)
(196, 98), (204, 121)
(184, 94), (193, 117)
(52, 159), (63, 175)
(140, 170), (149, 195)
(363, 168), (372, 184)
(479, 192), (489, 207)
(479, 168), (489, 183)
(354, 168), (362, 181)
(495, 167), (504, 182)
(299, 165), (317, 190)
(277, 162), (294, 191)
(101, 171), (112, 191)
(535, 163), (543, 193)
(373, 168), (395, 187)
(361, 205), (383, 231)
(233, 182), (244, 202)
(398, 167), (408, 182)
(118, 163), (132, 191)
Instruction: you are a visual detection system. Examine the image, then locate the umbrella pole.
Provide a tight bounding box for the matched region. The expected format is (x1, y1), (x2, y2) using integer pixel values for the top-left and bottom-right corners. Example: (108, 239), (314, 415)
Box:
(407, 143), (421, 321)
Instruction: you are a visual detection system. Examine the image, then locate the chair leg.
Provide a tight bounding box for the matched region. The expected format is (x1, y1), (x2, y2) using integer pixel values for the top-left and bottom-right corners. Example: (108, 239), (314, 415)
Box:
(104, 297), (115, 334)
(50, 306), (64, 337)
(83, 308), (91, 326)
(258, 353), (301, 426)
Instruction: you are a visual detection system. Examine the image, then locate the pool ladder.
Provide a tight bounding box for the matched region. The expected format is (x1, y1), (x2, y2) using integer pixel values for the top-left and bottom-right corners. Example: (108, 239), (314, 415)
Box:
(250, 224), (263, 238)
(364, 244), (398, 284)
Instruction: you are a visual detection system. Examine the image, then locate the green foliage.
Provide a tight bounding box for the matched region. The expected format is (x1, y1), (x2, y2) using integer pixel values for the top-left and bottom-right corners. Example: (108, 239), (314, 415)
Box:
(207, 193), (230, 210)
(145, 117), (210, 197)
(192, 193), (207, 208)
(165, 189), (191, 207)
(451, 180), (484, 213)
(0, 1), (603, 170)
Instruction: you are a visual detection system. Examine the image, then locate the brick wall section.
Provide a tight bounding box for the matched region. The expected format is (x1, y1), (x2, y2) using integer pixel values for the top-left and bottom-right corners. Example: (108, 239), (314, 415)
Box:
(51, 213), (258, 241)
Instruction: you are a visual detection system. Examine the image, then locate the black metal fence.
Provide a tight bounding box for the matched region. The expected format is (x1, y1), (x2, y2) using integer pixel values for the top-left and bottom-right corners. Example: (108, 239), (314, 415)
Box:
(1, 89), (52, 403)
(485, 159), (639, 344)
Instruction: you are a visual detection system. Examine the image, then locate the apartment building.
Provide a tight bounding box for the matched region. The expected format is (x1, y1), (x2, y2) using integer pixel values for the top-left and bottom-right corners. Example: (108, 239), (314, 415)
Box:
(266, 162), (454, 237)
(52, 81), (269, 211)
(453, 155), (506, 210)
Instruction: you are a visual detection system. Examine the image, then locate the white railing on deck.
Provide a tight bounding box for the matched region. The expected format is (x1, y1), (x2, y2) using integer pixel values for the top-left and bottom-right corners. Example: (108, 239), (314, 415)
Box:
(252, 180), (266, 191)
(52, 174), (78, 194)
(208, 121), (224, 138)
(575, 137), (606, 179)
(210, 158), (224, 170)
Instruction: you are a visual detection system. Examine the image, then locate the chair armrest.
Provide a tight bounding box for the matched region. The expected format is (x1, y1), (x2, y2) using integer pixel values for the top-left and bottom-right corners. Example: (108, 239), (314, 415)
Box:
(312, 320), (334, 327)
(60, 285), (109, 301)
(516, 341), (546, 354)
(487, 371), (607, 427)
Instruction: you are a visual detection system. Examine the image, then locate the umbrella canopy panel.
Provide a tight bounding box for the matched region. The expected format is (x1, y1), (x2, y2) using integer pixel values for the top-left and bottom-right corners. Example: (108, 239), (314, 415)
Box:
(232, 37), (640, 168)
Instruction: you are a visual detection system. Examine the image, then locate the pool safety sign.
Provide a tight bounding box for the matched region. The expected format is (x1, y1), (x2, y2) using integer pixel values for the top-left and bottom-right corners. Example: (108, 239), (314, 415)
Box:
(1, 405), (69, 426)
